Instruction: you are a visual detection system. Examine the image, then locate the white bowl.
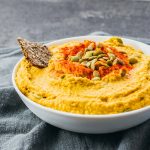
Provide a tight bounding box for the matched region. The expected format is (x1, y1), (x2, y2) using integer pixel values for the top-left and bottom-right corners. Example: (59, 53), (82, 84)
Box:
(12, 36), (150, 134)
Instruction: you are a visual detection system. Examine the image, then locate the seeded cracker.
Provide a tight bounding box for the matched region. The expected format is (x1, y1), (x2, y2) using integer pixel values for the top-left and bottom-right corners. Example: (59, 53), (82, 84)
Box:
(17, 37), (50, 68)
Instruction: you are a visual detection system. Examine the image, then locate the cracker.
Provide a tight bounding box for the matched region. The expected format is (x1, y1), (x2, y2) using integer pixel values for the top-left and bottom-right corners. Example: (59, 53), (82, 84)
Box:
(17, 37), (50, 68)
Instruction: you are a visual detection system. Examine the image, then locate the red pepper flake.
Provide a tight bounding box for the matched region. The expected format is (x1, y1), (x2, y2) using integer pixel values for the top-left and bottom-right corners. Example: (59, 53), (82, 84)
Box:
(60, 44), (85, 58)
(99, 64), (133, 77)
(54, 60), (93, 79)
(84, 40), (96, 49)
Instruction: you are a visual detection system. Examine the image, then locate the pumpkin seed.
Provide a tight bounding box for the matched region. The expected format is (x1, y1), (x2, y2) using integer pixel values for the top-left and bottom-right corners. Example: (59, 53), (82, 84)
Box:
(97, 54), (107, 59)
(87, 43), (94, 50)
(119, 50), (127, 54)
(98, 58), (106, 62)
(90, 59), (97, 70)
(99, 61), (109, 67)
(34, 94), (41, 99)
(113, 58), (124, 65)
(95, 61), (102, 70)
(109, 37), (123, 45)
(61, 75), (65, 79)
(106, 48), (113, 53)
(85, 61), (91, 68)
(120, 69), (126, 77)
(92, 77), (101, 81)
(104, 64), (109, 68)
(117, 58), (124, 65)
(113, 59), (117, 65)
(96, 42), (103, 48)
(79, 59), (84, 63)
(93, 49), (104, 56)
(93, 70), (100, 77)
(103, 57), (109, 60)
(129, 57), (138, 64)
(84, 51), (93, 58)
(76, 51), (83, 58)
(107, 60), (113, 66)
(85, 48), (90, 52)
(81, 61), (87, 66)
(70, 56), (80, 62)
(116, 38), (123, 44)
(88, 56), (97, 61)
(108, 53), (116, 61)
(122, 108), (132, 112)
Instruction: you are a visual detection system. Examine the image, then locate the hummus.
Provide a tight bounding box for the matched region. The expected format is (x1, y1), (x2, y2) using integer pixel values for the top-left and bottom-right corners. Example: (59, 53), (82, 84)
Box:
(15, 37), (150, 114)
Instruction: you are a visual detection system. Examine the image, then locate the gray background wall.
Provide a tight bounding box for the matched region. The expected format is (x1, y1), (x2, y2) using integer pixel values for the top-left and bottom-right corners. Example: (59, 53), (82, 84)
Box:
(0, 0), (149, 47)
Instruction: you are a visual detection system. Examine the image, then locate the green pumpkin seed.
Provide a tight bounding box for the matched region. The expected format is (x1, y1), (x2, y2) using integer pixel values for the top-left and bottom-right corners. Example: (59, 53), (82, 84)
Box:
(98, 58), (105, 62)
(107, 60), (113, 66)
(117, 58), (124, 65)
(109, 37), (123, 45)
(76, 51), (83, 58)
(113, 59), (117, 65)
(106, 48), (113, 53)
(129, 57), (138, 64)
(84, 51), (93, 58)
(99, 61), (106, 65)
(96, 42), (103, 48)
(85, 48), (89, 52)
(113, 58), (124, 65)
(85, 47), (93, 52)
(70, 56), (80, 62)
(97, 54), (107, 59)
(81, 61), (87, 66)
(34, 94), (42, 99)
(87, 43), (94, 50)
(79, 59), (84, 63)
(108, 53), (116, 61)
(103, 57), (109, 60)
(93, 49), (104, 56)
(119, 50), (127, 54)
(99, 61), (109, 67)
(88, 56), (97, 61)
(120, 69), (126, 77)
(122, 108), (132, 112)
(86, 61), (91, 68)
(95, 62), (102, 70)
(116, 38), (123, 44)
(104, 64), (109, 68)
(92, 77), (101, 81)
(61, 75), (65, 79)
(93, 70), (100, 77)
(91, 59), (97, 70)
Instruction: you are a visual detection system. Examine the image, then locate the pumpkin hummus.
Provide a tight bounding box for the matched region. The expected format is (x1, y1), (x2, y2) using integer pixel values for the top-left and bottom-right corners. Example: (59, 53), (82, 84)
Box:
(15, 37), (150, 114)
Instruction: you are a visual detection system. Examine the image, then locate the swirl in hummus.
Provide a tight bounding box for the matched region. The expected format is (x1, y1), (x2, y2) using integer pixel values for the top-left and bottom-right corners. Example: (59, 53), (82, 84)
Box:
(15, 37), (150, 114)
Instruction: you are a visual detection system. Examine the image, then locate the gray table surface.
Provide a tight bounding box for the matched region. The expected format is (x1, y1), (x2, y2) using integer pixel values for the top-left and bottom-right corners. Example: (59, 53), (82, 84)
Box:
(0, 0), (150, 48)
